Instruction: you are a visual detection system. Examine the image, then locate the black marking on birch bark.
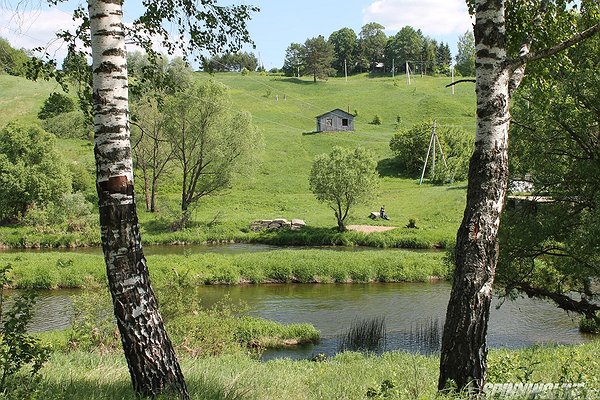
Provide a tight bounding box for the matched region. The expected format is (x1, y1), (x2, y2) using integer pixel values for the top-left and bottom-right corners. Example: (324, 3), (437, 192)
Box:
(103, 48), (126, 57)
(95, 124), (128, 135)
(90, 13), (108, 20)
(95, 107), (128, 116)
(94, 61), (122, 74)
(96, 30), (125, 38)
(99, 0), (123, 5)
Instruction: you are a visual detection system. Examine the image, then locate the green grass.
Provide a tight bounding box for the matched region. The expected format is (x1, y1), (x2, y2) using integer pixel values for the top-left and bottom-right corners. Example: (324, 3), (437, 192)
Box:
(0, 74), (59, 127)
(0, 72), (473, 248)
(0, 248), (447, 288)
(14, 342), (600, 399)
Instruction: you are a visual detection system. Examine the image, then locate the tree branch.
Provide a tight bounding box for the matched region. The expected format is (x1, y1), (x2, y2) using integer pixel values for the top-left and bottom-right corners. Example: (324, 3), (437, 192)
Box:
(445, 79), (475, 88)
(508, 22), (600, 69)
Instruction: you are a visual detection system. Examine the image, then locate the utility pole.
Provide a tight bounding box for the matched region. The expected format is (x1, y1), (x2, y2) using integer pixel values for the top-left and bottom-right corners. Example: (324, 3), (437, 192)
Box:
(451, 67), (455, 95)
(419, 120), (448, 185)
(392, 59), (395, 78)
(344, 58), (348, 83)
(406, 61), (411, 85)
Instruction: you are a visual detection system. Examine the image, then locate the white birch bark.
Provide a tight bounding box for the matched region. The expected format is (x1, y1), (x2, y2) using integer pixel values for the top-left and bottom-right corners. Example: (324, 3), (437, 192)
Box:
(88, 0), (188, 397)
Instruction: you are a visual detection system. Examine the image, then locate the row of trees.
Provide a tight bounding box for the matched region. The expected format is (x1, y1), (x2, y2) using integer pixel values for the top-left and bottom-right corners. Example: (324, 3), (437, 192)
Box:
(0, 37), (29, 76)
(281, 24), (475, 81)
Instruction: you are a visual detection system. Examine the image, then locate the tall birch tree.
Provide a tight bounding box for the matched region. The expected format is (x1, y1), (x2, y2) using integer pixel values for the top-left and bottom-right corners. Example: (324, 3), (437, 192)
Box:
(18, 0), (258, 398)
(438, 0), (600, 394)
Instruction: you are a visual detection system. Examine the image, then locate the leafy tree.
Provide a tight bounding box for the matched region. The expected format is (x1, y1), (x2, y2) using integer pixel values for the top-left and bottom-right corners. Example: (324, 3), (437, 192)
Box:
(37, 92), (76, 120)
(282, 42), (304, 77)
(61, 49), (93, 122)
(309, 146), (379, 232)
(439, 0), (600, 394)
(302, 36), (335, 82)
(204, 51), (258, 72)
(435, 42), (452, 75)
(0, 37), (29, 76)
(128, 53), (193, 100)
(421, 38), (438, 75)
(390, 122), (472, 182)
(384, 26), (423, 73)
(164, 81), (262, 221)
(0, 122), (71, 222)
(328, 27), (357, 75)
(131, 95), (174, 213)
(498, 28), (600, 328)
(357, 23), (387, 72)
(455, 30), (475, 76)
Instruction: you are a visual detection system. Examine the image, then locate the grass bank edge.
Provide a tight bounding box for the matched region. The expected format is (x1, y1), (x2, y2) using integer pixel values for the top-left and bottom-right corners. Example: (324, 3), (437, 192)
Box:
(0, 249), (449, 289)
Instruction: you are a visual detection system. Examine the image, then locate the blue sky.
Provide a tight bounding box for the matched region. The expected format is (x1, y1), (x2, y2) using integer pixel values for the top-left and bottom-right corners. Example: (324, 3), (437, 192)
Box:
(0, 0), (473, 69)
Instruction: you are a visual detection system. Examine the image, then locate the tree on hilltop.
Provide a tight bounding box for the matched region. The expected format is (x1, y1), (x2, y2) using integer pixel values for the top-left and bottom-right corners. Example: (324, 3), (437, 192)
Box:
(302, 36), (335, 82)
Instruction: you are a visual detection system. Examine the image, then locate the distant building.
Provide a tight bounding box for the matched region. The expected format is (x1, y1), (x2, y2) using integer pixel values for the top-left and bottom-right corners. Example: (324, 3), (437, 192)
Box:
(316, 109), (355, 132)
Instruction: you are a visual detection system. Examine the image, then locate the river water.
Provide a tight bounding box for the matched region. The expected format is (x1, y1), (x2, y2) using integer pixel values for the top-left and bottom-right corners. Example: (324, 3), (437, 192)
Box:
(29, 281), (593, 360)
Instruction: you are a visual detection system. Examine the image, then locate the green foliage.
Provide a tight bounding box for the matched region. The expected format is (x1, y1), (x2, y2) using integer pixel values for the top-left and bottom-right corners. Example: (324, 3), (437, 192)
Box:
(0, 265), (50, 393)
(389, 121), (472, 182)
(358, 23), (387, 72)
(282, 43), (304, 77)
(328, 27), (357, 75)
(370, 114), (382, 125)
(0, 122), (71, 222)
(0, 37), (29, 77)
(309, 146), (379, 231)
(165, 80), (263, 214)
(68, 289), (118, 352)
(498, 21), (600, 320)
(454, 31), (475, 77)
(21, 193), (97, 235)
(204, 52), (258, 73)
(302, 36), (335, 82)
(42, 110), (93, 140)
(579, 315), (600, 334)
(37, 92), (75, 120)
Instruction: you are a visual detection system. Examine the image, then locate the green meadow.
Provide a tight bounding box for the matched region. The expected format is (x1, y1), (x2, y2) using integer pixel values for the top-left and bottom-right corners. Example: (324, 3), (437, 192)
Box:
(0, 72), (475, 248)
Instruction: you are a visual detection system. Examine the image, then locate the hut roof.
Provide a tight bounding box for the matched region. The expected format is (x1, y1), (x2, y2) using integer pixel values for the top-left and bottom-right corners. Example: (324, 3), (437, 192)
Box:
(315, 109), (354, 119)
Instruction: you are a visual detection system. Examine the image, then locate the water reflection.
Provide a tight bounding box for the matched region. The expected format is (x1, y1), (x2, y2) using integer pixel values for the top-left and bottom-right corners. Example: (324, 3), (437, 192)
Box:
(29, 282), (590, 360)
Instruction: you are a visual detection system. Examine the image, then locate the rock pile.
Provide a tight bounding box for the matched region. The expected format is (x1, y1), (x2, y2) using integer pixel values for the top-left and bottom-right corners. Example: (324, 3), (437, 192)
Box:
(250, 218), (306, 232)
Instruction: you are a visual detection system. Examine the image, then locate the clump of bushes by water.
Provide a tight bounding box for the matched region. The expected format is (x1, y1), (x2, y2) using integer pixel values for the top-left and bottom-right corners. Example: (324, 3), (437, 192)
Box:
(338, 316), (386, 353)
(579, 314), (600, 334)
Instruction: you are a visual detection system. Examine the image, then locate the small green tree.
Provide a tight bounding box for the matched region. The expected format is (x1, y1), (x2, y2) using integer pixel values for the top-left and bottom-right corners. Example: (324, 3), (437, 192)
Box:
(455, 30), (475, 76)
(165, 81), (262, 226)
(309, 146), (379, 232)
(37, 92), (76, 120)
(0, 122), (71, 222)
(302, 36), (335, 82)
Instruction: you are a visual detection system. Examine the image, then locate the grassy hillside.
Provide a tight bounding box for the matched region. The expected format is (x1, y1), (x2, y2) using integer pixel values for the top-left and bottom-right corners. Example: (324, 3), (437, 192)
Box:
(0, 74), (59, 127)
(0, 72), (476, 247)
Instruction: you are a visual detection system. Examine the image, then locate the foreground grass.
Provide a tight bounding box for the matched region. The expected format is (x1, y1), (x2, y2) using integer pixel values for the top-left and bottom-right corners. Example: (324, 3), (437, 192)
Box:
(19, 342), (600, 399)
(0, 249), (447, 288)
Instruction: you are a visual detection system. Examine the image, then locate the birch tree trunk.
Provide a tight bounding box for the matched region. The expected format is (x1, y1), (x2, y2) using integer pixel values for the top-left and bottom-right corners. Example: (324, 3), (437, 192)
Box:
(438, 0), (511, 393)
(88, 0), (188, 398)
(438, 0), (600, 393)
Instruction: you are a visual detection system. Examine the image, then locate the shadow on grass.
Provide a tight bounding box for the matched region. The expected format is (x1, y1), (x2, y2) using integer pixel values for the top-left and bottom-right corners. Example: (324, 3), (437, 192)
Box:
(376, 158), (416, 179)
(302, 130), (319, 136)
(35, 375), (249, 400)
(278, 77), (317, 85)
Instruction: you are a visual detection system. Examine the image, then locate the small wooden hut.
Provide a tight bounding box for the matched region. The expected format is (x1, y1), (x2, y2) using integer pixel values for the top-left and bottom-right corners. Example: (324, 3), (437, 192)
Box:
(315, 109), (355, 132)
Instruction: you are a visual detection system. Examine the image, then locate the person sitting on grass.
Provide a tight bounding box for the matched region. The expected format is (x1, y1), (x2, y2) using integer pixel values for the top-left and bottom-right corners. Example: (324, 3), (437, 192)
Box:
(380, 206), (389, 220)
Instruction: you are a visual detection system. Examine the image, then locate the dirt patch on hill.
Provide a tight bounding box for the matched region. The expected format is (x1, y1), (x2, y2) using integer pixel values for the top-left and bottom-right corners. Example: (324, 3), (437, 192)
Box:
(346, 225), (398, 233)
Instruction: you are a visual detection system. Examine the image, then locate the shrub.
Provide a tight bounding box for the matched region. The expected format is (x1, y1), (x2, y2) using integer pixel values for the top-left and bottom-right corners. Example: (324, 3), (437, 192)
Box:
(389, 121), (472, 182)
(0, 122), (71, 222)
(0, 265), (50, 392)
(43, 110), (93, 140)
(21, 192), (97, 234)
(68, 162), (94, 194)
(37, 92), (76, 120)
(371, 114), (382, 125)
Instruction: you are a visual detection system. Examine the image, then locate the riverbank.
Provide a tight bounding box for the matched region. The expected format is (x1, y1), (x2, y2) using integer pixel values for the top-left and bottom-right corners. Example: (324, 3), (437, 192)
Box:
(0, 248), (448, 289)
(0, 224), (453, 250)
(17, 342), (600, 399)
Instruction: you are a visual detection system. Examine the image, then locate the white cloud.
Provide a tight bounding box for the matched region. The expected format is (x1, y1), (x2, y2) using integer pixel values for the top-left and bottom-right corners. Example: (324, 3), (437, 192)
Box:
(363, 0), (473, 36)
(0, 7), (77, 60)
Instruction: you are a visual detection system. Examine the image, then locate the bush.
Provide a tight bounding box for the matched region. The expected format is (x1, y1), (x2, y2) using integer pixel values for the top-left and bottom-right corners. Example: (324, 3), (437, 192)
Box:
(37, 92), (76, 120)
(68, 162), (94, 193)
(0, 122), (71, 222)
(21, 192), (97, 234)
(370, 114), (382, 125)
(0, 265), (50, 392)
(42, 110), (93, 140)
(389, 121), (472, 182)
